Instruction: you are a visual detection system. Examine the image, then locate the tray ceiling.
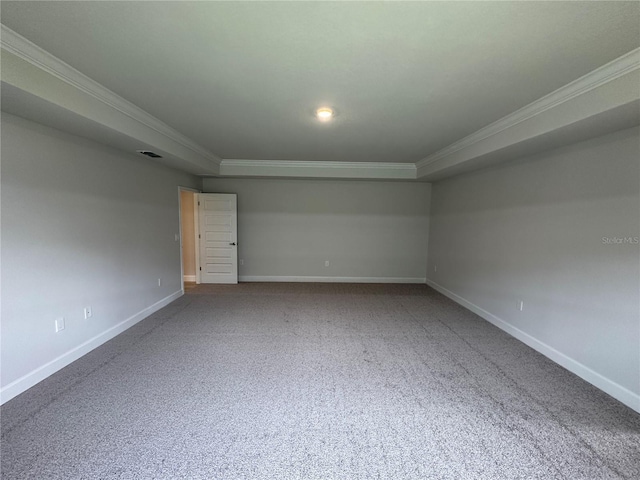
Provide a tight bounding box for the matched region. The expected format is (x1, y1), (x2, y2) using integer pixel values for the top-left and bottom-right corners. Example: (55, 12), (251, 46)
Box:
(1, 1), (639, 180)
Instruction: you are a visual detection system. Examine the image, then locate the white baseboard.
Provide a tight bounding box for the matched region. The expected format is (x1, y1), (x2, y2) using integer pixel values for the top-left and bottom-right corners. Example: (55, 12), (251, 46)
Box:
(239, 276), (426, 284)
(0, 290), (183, 405)
(425, 279), (640, 414)
(183, 275), (196, 282)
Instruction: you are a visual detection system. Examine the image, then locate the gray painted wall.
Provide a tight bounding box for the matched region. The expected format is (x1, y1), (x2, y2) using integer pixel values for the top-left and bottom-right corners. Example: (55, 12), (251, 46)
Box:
(1, 113), (201, 402)
(427, 127), (640, 411)
(203, 178), (431, 282)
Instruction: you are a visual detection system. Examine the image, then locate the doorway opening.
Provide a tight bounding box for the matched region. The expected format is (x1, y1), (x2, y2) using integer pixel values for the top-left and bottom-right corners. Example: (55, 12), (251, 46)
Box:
(179, 187), (199, 291)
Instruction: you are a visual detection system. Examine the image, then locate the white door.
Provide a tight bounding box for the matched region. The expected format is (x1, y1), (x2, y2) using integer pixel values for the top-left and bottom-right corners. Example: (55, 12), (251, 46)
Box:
(198, 193), (238, 284)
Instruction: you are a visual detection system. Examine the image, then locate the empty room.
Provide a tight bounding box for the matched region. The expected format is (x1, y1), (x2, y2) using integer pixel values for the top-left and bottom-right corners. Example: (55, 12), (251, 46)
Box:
(1, 2), (639, 479)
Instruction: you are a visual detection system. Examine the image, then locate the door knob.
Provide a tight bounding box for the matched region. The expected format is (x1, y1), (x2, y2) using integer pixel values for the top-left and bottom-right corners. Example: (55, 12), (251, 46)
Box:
(230, 242), (236, 246)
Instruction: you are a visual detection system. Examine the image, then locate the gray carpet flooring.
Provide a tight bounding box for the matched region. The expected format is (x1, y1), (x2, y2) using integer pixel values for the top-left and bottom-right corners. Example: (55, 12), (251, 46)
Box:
(2, 283), (639, 479)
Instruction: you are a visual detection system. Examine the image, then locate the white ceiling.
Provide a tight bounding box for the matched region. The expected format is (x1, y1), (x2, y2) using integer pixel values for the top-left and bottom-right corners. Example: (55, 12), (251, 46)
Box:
(1, 1), (639, 178)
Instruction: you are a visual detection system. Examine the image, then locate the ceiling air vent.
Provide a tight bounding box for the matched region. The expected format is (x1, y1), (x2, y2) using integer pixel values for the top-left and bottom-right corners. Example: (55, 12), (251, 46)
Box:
(137, 150), (163, 158)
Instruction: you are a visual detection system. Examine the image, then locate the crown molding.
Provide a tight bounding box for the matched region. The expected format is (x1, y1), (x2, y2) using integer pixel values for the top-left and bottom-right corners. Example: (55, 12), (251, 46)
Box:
(1, 24), (221, 166)
(220, 159), (417, 179)
(221, 159), (416, 170)
(3, 22), (637, 182)
(416, 47), (640, 170)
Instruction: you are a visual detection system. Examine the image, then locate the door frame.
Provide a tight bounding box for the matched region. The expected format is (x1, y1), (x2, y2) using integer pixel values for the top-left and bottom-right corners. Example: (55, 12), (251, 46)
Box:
(178, 186), (201, 291)
(194, 192), (201, 284)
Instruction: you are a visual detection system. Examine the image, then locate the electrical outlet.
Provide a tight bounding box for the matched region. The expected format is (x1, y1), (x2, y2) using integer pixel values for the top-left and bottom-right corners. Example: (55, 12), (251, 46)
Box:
(240, 259), (244, 266)
(434, 265), (437, 272)
(158, 278), (162, 287)
(518, 300), (524, 312)
(55, 317), (65, 332)
(325, 260), (330, 267)
(175, 233), (179, 242)
(84, 307), (92, 319)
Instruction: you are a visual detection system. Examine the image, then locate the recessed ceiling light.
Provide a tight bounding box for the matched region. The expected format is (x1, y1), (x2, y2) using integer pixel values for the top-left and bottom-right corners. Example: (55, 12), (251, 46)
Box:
(316, 107), (334, 121)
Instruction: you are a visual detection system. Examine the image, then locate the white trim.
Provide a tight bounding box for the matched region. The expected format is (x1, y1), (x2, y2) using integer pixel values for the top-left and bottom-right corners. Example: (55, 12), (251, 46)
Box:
(222, 159), (416, 170)
(0, 24), (221, 167)
(425, 279), (640, 414)
(239, 276), (426, 284)
(416, 47), (640, 170)
(0, 290), (183, 405)
(183, 275), (196, 282)
(219, 159), (417, 180)
(2, 22), (637, 182)
(178, 186), (201, 193)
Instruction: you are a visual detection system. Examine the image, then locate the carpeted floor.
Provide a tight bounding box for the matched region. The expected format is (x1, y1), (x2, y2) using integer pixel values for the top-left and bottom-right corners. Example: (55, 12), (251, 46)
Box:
(2, 283), (639, 479)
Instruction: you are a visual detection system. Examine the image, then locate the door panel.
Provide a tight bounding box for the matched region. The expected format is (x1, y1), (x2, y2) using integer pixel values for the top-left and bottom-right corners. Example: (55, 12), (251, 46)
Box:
(198, 193), (238, 284)
(205, 232), (230, 242)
